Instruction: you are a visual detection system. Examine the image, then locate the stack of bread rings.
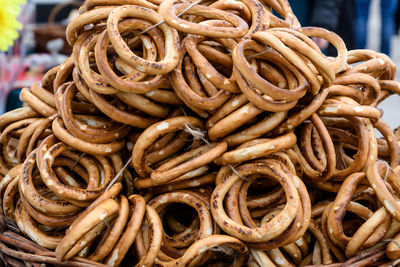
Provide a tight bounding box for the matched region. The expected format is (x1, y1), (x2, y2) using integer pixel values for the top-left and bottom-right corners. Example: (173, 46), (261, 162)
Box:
(1, 0), (400, 266)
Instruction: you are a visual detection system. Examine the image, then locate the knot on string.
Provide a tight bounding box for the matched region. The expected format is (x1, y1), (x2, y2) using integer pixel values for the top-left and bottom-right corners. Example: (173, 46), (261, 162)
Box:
(105, 157), (132, 192)
(183, 123), (248, 181)
(184, 123), (211, 146)
(210, 244), (236, 256)
(71, 152), (86, 170)
(210, 245), (239, 267)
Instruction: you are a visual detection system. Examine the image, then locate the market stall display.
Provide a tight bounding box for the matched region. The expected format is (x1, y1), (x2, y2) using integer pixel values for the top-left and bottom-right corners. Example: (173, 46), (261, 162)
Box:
(0, 0), (400, 266)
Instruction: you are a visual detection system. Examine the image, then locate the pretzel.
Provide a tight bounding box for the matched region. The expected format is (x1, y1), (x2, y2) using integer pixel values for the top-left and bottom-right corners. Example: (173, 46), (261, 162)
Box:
(19, 193), (76, 228)
(31, 83), (98, 114)
(149, 191), (214, 263)
(209, 0), (252, 23)
(96, 19), (168, 93)
(84, 0), (158, 11)
(308, 220), (333, 264)
(20, 149), (80, 217)
(116, 92), (171, 118)
(107, 5), (180, 75)
(134, 166), (209, 189)
(184, 33), (239, 93)
(144, 89), (182, 105)
(90, 90), (160, 128)
(211, 160), (301, 242)
(153, 172), (216, 193)
(151, 142), (227, 184)
(0, 117), (42, 174)
(374, 119), (400, 168)
(52, 117), (125, 155)
(333, 73), (381, 106)
(225, 111), (287, 147)
(0, 165), (22, 229)
(146, 131), (188, 165)
(158, 235), (249, 266)
(2, 174), (19, 221)
(19, 88), (57, 117)
(222, 160), (311, 250)
(233, 65), (299, 112)
(215, 132), (296, 165)
(56, 83), (130, 144)
(295, 113), (336, 182)
(38, 136), (113, 203)
(233, 38), (308, 101)
(75, 30), (119, 95)
(367, 160), (400, 221)
(347, 49), (396, 80)
(55, 198), (119, 260)
(2, 0), (400, 265)
(208, 101), (265, 141)
(66, 7), (115, 46)
(54, 57), (75, 94)
(262, 0), (300, 28)
(170, 40), (233, 111)
(15, 201), (64, 250)
(251, 29), (339, 95)
(159, 0), (249, 38)
(327, 172), (391, 257)
(132, 116), (203, 177)
(387, 232), (400, 260)
(129, 205), (162, 267)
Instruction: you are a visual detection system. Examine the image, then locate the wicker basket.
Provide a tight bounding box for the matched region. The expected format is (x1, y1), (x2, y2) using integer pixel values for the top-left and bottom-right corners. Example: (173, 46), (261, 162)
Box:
(33, 1), (81, 54)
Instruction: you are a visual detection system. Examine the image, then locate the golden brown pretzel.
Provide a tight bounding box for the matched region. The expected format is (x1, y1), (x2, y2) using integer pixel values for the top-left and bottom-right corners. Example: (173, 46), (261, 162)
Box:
(132, 116), (203, 177)
(211, 160), (301, 243)
(159, 0), (249, 38)
(107, 5), (180, 74)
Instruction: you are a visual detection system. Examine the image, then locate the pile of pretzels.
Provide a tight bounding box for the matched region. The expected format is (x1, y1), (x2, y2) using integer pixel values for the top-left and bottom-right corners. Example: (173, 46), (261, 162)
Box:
(1, 0), (400, 266)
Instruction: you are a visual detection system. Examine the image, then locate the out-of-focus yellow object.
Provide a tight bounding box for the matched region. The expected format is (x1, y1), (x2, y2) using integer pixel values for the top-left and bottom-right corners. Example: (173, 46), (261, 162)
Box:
(0, 0), (25, 51)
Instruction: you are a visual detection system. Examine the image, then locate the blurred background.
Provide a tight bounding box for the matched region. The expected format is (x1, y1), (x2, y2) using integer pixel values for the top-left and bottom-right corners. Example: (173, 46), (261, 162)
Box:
(368, 0), (400, 130)
(0, 0), (399, 128)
